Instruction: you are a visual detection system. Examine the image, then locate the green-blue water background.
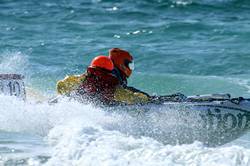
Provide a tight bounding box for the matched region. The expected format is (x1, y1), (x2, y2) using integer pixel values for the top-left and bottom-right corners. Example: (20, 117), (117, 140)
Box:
(1, 0), (250, 97)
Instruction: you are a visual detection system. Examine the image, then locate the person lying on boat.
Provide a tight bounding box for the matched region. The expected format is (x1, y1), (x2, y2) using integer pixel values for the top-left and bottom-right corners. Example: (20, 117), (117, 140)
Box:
(107, 48), (186, 103)
(56, 49), (151, 105)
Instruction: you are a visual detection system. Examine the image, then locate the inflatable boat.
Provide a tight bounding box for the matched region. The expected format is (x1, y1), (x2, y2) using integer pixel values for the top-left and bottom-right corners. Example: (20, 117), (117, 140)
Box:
(105, 94), (250, 146)
(1, 74), (250, 146)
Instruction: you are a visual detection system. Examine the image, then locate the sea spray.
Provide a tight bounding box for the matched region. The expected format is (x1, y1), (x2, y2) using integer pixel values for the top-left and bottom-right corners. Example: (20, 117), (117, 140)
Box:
(0, 51), (29, 75)
(1, 95), (250, 165)
(45, 121), (250, 166)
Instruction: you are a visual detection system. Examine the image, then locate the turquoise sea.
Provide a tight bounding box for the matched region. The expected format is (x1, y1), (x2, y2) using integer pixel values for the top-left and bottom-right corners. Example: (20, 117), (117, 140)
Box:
(1, 0), (250, 165)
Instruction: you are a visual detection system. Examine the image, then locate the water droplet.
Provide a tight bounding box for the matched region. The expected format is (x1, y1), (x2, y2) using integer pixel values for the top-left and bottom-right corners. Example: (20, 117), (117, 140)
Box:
(133, 30), (140, 34)
(114, 35), (120, 38)
(112, 6), (118, 11)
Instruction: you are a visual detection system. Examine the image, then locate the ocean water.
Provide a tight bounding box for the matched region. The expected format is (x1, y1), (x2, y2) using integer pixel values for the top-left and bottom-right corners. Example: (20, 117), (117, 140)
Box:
(1, 0), (250, 165)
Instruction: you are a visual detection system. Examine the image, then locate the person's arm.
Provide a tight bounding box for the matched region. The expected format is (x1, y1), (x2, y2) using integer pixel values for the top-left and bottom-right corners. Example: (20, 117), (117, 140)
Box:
(56, 74), (86, 95)
(125, 86), (150, 97)
(113, 86), (150, 105)
(114, 86), (186, 104)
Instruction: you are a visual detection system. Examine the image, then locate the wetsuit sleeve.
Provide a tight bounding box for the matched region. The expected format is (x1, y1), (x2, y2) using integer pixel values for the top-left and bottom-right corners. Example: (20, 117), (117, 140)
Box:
(56, 74), (86, 95)
(125, 86), (150, 97)
(113, 86), (150, 104)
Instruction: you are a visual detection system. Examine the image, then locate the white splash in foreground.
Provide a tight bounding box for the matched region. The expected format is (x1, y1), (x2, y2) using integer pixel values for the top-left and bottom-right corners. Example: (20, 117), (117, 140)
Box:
(1, 95), (250, 166)
(45, 119), (250, 166)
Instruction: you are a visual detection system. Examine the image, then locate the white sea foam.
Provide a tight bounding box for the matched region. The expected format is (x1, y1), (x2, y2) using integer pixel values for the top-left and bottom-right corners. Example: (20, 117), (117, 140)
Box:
(170, 0), (236, 7)
(1, 95), (250, 165)
(228, 78), (250, 94)
(45, 119), (250, 166)
(0, 95), (100, 136)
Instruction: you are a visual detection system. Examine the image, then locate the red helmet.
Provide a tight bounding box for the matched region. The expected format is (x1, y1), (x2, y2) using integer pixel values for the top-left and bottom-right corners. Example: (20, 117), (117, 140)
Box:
(109, 48), (134, 77)
(90, 55), (114, 71)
